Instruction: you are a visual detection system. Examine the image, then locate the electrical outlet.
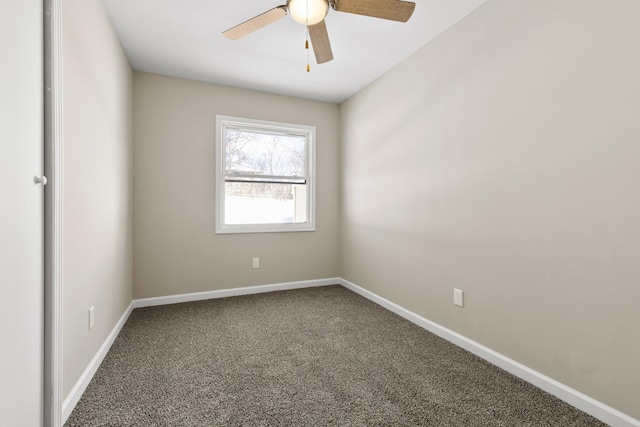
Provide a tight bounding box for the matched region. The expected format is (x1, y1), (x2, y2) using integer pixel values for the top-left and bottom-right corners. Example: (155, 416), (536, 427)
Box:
(89, 306), (95, 330)
(252, 257), (260, 269)
(453, 289), (464, 307)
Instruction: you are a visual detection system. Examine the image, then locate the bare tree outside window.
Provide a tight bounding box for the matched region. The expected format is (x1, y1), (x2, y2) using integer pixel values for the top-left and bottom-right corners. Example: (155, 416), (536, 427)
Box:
(225, 130), (305, 201)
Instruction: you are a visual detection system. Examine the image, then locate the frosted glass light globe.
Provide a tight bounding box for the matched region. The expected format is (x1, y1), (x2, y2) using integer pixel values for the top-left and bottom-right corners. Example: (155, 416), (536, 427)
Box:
(287, 0), (329, 26)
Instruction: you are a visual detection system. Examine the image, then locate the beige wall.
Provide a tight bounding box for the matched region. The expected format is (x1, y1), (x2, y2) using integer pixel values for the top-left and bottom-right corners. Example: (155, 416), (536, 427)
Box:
(63, 0), (133, 397)
(132, 72), (340, 299)
(340, 0), (640, 419)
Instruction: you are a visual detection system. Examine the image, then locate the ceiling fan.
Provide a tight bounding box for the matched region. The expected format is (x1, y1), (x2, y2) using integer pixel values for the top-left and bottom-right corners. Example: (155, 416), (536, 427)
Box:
(222, 0), (416, 65)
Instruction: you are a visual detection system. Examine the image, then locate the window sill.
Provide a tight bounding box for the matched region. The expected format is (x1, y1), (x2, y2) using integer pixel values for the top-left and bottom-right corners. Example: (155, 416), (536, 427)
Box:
(215, 223), (316, 234)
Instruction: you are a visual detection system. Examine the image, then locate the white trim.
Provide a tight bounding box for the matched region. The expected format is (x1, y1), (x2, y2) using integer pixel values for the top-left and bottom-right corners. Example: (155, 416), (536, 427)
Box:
(339, 278), (640, 427)
(61, 278), (339, 421)
(133, 278), (340, 308)
(60, 277), (639, 426)
(44, 0), (64, 425)
(61, 302), (134, 424)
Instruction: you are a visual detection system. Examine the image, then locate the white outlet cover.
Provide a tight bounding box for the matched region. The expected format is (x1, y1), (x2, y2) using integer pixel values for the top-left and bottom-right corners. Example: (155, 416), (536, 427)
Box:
(252, 258), (259, 269)
(453, 289), (464, 307)
(89, 306), (95, 330)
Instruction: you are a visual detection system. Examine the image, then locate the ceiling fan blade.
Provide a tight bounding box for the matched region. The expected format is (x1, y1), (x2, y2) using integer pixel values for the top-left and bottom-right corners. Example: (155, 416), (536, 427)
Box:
(308, 20), (333, 64)
(222, 6), (288, 40)
(334, 0), (415, 22)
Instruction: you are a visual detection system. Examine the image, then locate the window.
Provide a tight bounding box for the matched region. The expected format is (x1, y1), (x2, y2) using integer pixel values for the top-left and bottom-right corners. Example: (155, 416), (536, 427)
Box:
(215, 115), (316, 234)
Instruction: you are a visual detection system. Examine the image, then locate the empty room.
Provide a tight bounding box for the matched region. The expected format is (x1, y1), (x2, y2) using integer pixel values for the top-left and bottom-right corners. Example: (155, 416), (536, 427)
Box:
(2, 0), (639, 426)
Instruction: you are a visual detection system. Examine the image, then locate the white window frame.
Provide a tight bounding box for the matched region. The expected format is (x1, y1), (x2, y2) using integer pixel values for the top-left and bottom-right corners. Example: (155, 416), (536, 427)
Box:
(215, 115), (316, 234)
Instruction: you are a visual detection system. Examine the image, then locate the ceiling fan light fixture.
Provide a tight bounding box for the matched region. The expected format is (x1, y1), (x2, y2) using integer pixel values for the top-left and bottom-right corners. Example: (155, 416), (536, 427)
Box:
(287, 0), (329, 26)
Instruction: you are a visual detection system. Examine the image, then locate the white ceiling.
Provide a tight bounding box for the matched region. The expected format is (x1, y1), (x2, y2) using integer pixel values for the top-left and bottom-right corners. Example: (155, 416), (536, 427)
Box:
(102, 0), (486, 103)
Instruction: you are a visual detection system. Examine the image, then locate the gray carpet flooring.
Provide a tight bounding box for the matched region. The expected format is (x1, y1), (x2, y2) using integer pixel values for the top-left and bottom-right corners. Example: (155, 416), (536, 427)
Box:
(66, 285), (607, 426)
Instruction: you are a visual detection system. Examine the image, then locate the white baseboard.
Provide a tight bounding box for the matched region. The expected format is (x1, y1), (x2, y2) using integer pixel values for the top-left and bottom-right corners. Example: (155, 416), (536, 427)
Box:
(339, 278), (640, 427)
(132, 278), (341, 308)
(61, 301), (134, 424)
(62, 277), (639, 427)
(61, 278), (339, 422)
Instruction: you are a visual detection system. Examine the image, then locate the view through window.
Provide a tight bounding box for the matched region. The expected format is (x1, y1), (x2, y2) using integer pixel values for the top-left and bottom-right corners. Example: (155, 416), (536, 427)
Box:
(216, 116), (315, 233)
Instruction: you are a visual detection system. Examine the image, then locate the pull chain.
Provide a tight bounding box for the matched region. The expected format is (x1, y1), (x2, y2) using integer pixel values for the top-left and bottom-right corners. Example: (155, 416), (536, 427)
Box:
(306, 26), (310, 72)
(305, 0), (310, 72)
